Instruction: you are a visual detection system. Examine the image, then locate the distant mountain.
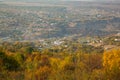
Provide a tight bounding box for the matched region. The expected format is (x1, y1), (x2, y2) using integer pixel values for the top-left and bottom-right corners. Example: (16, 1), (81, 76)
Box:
(1, 0), (120, 3)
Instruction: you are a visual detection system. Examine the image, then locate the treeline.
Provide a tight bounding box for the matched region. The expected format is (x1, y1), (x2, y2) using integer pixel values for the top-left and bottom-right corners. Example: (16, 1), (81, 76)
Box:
(0, 42), (120, 80)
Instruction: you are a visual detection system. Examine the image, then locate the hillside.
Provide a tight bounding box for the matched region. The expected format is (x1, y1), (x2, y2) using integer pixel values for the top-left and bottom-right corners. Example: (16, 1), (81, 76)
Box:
(0, 1), (120, 80)
(0, 1), (120, 41)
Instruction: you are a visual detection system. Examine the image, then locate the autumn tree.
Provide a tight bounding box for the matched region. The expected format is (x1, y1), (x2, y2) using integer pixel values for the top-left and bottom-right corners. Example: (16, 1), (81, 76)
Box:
(103, 48), (120, 80)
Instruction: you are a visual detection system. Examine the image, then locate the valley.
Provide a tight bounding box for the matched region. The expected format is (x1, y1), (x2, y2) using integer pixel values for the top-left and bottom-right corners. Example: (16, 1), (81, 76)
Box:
(0, 1), (120, 42)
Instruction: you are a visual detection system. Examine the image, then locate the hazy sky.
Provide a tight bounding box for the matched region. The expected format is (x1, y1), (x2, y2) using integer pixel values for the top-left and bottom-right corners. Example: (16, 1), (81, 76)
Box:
(0, 0), (120, 2)
(1, 0), (96, 1)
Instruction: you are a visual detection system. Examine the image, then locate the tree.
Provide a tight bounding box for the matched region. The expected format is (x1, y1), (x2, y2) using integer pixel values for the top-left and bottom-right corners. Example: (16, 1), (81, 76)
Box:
(103, 48), (120, 80)
(0, 51), (20, 71)
(21, 46), (33, 55)
(35, 66), (51, 80)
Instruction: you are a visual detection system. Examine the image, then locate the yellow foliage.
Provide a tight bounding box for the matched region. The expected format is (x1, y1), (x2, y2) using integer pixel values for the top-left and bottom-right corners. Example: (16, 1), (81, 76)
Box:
(35, 66), (51, 80)
(50, 57), (60, 68)
(59, 56), (75, 71)
(103, 48), (120, 80)
(103, 48), (120, 70)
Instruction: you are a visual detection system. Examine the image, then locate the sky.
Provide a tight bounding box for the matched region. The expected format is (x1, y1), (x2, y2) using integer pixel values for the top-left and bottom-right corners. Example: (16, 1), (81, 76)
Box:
(0, 0), (96, 1)
(0, 0), (120, 2)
